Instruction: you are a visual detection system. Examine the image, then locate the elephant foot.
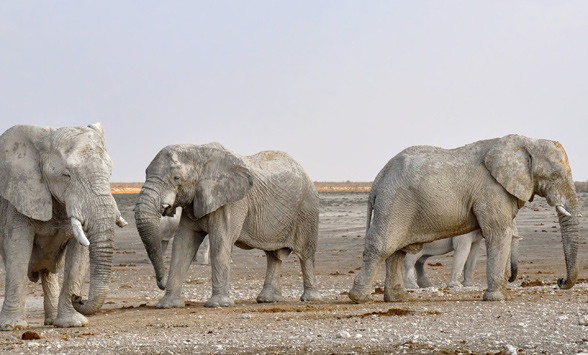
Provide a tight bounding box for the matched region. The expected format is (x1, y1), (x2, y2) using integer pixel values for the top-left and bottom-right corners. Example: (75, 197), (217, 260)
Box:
(417, 278), (433, 288)
(404, 279), (419, 289)
(461, 280), (474, 287)
(300, 288), (322, 302)
(0, 317), (28, 331)
(53, 313), (89, 328)
(256, 287), (283, 303)
(204, 294), (234, 308)
(156, 295), (185, 309)
(447, 280), (463, 288)
(44, 315), (56, 326)
(348, 287), (373, 304)
(384, 286), (412, 302)
(483, 289), (512, 301)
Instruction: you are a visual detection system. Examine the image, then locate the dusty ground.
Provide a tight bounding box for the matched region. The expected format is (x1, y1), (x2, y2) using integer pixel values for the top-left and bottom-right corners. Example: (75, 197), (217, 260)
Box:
(1, 192), (587, 354)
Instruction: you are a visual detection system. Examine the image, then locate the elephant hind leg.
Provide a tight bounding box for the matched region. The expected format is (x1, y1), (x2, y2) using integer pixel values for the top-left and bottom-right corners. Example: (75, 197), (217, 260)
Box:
(257, 250), (287, 303)
(415, 255), (433, 288)
(298, 253), (321, 302)
(40, 269), (59, 325)
(349, 229), (401, 303)
(384, 250), (412, 302)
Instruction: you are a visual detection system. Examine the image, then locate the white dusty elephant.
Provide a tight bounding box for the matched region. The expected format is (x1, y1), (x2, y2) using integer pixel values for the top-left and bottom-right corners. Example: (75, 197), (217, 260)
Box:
(135, 143), (321, 308)
(350, 134), (581, 303)
(403, 226), (522, 289)
(159, 207), (210, 265)
(0, 124), (127, 330)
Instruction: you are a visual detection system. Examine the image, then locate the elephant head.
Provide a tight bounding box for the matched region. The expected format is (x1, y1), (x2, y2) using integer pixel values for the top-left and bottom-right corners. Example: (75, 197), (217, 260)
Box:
(0, 123), (123, 315)
(485, 134), (581, 289)
(135, 143), (253, 289)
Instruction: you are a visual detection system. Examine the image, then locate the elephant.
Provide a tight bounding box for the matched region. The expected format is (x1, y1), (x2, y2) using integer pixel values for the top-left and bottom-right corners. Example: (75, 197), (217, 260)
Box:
(134, 142), (321, 308)
(349, 134), (581, 303)
(0, 123), (127, 330)
(159, 207), (209, 265)
(403, 226), (522, 289)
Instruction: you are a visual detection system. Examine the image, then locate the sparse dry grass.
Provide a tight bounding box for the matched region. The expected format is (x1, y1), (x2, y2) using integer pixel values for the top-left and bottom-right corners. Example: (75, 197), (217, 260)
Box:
(111, 181), (374, 194)
(111, 180), (587, 194)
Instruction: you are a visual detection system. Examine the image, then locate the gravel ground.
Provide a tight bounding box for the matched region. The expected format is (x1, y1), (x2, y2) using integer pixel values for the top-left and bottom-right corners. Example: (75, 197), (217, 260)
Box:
(0, 192), (587, 354)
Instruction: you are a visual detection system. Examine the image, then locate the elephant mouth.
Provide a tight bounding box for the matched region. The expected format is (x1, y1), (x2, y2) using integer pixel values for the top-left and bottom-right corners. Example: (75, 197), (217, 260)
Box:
(162, 204), (176, 217)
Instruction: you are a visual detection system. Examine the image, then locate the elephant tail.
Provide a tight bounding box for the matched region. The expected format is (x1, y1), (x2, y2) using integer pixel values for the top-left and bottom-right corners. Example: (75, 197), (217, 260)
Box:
(366, 194), (374, 232)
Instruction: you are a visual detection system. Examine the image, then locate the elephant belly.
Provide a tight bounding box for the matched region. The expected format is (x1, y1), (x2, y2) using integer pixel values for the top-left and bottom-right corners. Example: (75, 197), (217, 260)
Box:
(236, 221), (294, 251)
(29, 222), (72, 273)
(421, 237), (455, 256)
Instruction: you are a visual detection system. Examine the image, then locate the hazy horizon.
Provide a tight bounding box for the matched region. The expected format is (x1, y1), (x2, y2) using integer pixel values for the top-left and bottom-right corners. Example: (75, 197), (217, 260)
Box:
(1, 2), (587, 182)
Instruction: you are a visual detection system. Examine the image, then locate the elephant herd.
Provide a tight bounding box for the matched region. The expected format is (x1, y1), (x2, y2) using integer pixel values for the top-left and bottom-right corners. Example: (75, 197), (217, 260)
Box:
(0, 123), (582, 330)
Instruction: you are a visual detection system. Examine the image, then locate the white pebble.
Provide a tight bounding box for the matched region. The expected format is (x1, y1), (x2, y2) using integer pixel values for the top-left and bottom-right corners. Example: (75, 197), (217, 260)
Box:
(336, 330), (351, 338)
(504, 344), (517, 355)
(240, 313), (252, 319)
(354, 333), (363, 339)
(579, 314), (588, 326)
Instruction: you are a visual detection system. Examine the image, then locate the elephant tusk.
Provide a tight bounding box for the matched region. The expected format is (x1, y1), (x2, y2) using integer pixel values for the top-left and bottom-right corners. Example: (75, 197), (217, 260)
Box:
(512, 234), (523, 240)
(71, 217), (90, 246)
(556, 205), (572, 217)
(116, 216), (128, 228)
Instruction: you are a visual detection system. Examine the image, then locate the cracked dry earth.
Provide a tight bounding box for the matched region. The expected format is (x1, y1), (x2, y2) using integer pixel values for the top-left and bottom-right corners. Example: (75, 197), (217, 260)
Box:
(0, 192), (587, 354)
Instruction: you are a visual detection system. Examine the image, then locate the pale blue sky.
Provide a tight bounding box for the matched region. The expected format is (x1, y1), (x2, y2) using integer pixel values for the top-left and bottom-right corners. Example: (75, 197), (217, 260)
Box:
(1, 1), (587, 182)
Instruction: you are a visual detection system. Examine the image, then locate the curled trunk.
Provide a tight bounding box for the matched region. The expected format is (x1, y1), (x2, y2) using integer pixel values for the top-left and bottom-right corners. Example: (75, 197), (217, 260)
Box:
(73, 238), (114, 314)
(70, 194), (116, 315)
(135, 181), (167, 290)
(557, 209), (580, 289)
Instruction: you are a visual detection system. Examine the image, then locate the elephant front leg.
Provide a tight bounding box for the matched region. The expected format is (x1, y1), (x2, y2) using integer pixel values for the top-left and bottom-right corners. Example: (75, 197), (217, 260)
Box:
(157, 229), (204, 309)
(403, 253), (420, 289)
(54, 239), (90, 328)
(0, 223), (34, 331)
(462, 240), (482, 287)
(40, 270), (59, 325)
(483, 231), (512, 301)
(257, 250), (285, 303)
(448, 243), (473, 288)
(204, 234), (235, 308)
(384, 251), (411, 302)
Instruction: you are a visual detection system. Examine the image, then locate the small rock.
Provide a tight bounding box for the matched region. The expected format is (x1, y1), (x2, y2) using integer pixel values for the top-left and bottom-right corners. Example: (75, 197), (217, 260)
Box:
(504, 344), (517, 355)
(213, 344), (224, 351)
(240, 313), (252, 319)
(579, 314), (588, 326)
(354, 333), (363, 339)
(336, 330), (351, 338)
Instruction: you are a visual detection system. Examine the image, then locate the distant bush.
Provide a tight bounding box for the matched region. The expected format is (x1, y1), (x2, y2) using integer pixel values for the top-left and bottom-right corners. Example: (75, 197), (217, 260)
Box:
(576, 181), (588, 193)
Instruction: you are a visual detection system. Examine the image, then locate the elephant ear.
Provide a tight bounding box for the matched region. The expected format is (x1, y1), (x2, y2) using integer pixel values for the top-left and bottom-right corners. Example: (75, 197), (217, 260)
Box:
(88, 122), (106, 147)
(484, 134), (534, 202)
(193, 147), (254, 219)
(0, 125), (53, 221)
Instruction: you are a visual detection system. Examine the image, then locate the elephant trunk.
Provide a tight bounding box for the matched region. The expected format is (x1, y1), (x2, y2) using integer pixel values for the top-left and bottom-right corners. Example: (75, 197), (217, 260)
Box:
(135, 181), (167, 290)
(72, 197), (116, 315)
(557, 206), (580, 290)
(508, 237), (520, 282)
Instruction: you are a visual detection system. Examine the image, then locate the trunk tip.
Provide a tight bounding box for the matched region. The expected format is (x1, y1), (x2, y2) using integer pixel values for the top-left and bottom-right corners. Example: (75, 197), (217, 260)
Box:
(557, 278), (576, 290)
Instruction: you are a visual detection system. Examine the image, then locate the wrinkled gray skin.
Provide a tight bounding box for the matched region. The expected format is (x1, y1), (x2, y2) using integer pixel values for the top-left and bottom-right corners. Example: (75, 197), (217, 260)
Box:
(159, 207), (209, 265)
(135, 143), (321, 308)
(404, 224), (521, 289)
(0, 124), (127, 330)
(350, 135), (581, 303)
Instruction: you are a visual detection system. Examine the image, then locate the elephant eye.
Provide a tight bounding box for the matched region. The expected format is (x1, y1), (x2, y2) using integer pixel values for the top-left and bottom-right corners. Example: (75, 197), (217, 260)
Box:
(62, 171), (71, 180)
(173, 176), (181, 182)
(550, 171), (559, 180)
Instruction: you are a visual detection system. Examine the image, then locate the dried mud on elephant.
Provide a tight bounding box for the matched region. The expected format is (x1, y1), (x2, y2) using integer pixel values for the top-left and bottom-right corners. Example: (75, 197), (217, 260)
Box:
(0, 192), (587, 354)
